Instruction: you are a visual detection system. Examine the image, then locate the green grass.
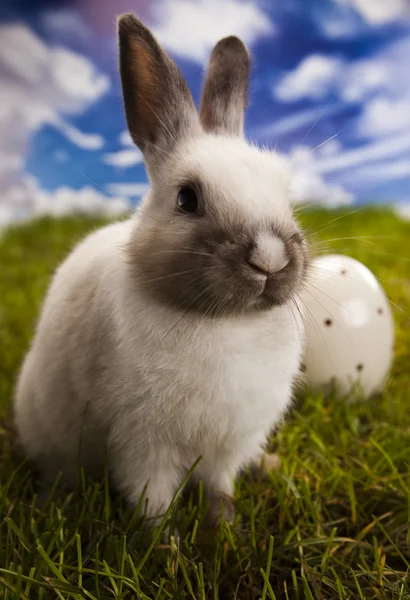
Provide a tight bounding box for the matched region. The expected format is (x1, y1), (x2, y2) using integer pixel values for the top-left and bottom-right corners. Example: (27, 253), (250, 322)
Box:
(0, 208), (409, 599)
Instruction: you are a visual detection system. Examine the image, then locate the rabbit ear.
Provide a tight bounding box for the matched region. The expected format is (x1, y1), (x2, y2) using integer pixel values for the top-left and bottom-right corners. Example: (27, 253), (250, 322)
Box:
(118, 14), (199, 159)
(199, 36), (250, 136)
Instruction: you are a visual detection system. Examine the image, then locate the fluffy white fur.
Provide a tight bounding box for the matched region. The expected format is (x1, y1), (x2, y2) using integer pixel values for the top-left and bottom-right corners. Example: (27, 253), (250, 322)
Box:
(15, 137), (304, 523)
(14, 17), (305, 527)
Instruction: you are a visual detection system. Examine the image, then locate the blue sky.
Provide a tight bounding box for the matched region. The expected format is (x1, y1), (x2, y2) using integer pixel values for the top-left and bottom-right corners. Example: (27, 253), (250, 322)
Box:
(1, 0), (410, 225)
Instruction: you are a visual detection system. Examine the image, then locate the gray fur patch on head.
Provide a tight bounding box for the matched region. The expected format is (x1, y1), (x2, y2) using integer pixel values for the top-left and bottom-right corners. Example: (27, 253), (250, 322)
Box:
(126, 182), (309, 318)
(200, 36), (250, 136)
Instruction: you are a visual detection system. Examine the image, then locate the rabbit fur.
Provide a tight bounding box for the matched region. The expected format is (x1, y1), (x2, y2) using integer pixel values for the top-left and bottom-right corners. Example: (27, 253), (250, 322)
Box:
(14, 14), (308, 526)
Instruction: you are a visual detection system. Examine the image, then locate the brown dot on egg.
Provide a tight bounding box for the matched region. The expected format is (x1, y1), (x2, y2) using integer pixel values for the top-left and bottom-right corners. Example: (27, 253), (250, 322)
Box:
(377, 307), (384, 315)
(325, 318), (333, 327)
(300, 363), (306, 373)
(341, 269), (347, 275)
(356, 363), (364, 372)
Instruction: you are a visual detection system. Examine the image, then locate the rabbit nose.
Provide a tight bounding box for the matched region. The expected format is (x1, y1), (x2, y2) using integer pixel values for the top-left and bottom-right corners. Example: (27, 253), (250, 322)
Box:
(247, 233), (289, 275)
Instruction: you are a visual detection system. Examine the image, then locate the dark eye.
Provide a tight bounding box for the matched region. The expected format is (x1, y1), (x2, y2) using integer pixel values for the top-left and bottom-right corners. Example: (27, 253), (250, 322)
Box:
(177, 185), (199, 214)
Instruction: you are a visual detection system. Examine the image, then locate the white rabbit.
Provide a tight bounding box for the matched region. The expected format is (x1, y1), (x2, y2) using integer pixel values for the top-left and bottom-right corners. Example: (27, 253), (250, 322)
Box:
(14, 14), (308, 527)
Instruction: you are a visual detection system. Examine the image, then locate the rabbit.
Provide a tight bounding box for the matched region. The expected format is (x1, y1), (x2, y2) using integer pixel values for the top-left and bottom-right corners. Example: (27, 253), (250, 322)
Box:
(14, 14), (309, 529)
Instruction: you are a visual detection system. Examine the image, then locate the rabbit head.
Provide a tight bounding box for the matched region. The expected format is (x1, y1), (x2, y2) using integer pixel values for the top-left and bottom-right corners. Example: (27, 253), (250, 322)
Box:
(119, 14), (308, 316)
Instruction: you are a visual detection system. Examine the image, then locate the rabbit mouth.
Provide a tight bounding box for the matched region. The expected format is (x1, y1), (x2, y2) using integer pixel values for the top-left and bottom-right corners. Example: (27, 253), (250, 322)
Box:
(259, 261), (302, 305)
(188, 258), (304, 315)
(247, 273), (301, 311)
(135, 258), (304, 317)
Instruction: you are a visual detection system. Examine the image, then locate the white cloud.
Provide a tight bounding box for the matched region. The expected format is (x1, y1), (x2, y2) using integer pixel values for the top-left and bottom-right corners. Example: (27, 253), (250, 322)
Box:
(0, 23), (110, 225)
(270, 36), (410, 202)
(0, 24), (109, 157)
(151, 0), (273, 63)
(348, 158), (410, 183)
(317, 0), (409, 39)
(337, 0), (410, 25)
(358, 97), (410, 138)
(49, 47), (109, 110)
(352, 38), (410, 152)
(119, 130), (134, 146)
(0, 156), (24, 176)
(310, 131), (410, 174)
(36, 186), (130, 218)
(102, 130), (143, 169)
(251, 107), (337, 140)
(0, 176), (130, 229)
(106, 183), (150, 198)
(273, 37), (410, 107)
(0, 25), (109, 118)
(341, 59), (388, 102)
(290, 169), (354, 206)
(274, 55), (342, 102)
(317, 138), (342, 157)
(287, 145), (354, 207)
(56, 119), (105, 150)
(273, 53), (388, 104)
(103, 149), (143, 168)
(284, 135), (410, 203)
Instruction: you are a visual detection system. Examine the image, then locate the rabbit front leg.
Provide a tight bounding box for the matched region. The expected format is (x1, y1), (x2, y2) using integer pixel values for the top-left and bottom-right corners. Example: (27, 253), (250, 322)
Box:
(109, 440), (181, 530)
(129, 471), (176, 529)
(196, 461), (236, 526)
(198, 434), (272, 526)
(208, 484), (236, 525)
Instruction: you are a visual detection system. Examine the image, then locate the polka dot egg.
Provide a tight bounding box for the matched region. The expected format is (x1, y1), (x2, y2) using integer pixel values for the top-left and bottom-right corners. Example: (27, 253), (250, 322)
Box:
(300, 254), (395, 399)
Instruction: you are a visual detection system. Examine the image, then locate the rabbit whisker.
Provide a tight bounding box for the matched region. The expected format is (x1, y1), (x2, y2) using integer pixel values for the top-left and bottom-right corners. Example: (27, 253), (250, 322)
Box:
(311, 235), (393, 243)
(295, 292), (325, 343)
(288, 93), (338, 165)
(309, 130), (344, 155)
(185, 290), (222, 345)
(304, 281), (355, 316)
(150, 249), (213, 258)
(311, 239), (410, 263)
(142, 265), (222, 284)
(161, 282), (221, 343)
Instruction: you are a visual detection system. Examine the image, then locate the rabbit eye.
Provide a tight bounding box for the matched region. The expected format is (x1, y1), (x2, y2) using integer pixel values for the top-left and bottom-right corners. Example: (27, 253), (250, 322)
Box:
(177, 185), (199, 214)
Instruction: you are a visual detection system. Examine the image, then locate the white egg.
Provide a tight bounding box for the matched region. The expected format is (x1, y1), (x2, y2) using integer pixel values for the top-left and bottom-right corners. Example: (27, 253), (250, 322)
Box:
(300, 254), (395, 398)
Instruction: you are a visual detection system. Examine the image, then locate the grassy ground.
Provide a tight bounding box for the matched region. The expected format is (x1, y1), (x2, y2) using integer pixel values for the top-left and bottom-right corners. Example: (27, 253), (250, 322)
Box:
(0, 208), (409, 599)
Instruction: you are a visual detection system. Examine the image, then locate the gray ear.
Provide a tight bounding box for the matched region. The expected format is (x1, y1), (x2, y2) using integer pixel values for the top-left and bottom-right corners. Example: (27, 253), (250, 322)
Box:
(199, 36), (251, 136)
(118, 14), (199, 159)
